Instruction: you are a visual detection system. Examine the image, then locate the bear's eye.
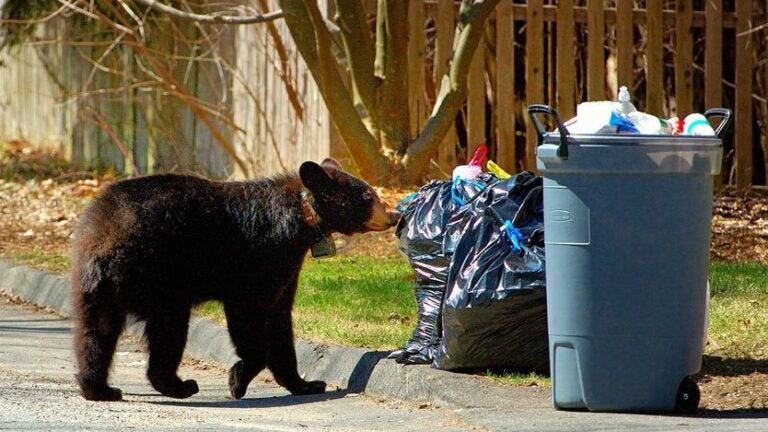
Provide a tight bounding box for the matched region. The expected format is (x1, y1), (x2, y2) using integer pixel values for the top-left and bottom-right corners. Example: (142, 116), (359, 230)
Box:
(362, 191), (373, 202)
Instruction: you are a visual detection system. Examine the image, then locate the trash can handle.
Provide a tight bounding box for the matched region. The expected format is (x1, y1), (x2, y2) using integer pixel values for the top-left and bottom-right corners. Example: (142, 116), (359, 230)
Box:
(703, 108), (733, 139)
(527, 104), (570, 159)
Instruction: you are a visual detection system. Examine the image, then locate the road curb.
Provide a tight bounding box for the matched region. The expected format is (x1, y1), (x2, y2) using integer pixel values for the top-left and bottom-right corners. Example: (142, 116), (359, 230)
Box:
(0, 259), (537, 409)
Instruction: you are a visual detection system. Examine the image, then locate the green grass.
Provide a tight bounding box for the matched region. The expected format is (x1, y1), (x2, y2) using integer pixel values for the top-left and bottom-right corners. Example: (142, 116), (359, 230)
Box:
(709, 261), (768, 296)
(198, 255), (416, 349)
(484, 370), (550, 388)
(3, 249), (70, 273)
(706, 262), (768, 360)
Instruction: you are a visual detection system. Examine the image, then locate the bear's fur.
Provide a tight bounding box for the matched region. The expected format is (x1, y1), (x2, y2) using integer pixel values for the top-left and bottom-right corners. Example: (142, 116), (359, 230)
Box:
(71, 158), (398, 401)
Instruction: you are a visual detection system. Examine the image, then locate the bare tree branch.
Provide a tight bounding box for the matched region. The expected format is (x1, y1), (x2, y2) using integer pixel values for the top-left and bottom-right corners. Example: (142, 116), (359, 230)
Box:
(375, 1), (411, 154)
(257, 0), (304, 120)
(133, 0), (284, 25)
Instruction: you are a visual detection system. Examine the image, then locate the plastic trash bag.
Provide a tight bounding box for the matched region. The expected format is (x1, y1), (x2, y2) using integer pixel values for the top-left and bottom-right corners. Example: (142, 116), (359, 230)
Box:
(395, 175), (493, 286)
(386, 282), (443, 365)
(433, 173), (549, 373)
(392, 174), (495, 364)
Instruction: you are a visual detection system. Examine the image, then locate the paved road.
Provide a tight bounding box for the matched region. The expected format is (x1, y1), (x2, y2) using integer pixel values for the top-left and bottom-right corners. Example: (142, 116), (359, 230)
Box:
(2, 290), (768, 432)
(0, 298), (477, 432)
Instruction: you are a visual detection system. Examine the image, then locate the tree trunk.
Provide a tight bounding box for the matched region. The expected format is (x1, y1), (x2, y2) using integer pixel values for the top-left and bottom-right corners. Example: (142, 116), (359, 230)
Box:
(278, 0), (392, 184)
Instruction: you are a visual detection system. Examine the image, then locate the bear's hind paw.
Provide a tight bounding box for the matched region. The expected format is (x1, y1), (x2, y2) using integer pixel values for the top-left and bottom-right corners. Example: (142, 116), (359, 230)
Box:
(81, 385), (123, 402)
(289, 380), (326, 396)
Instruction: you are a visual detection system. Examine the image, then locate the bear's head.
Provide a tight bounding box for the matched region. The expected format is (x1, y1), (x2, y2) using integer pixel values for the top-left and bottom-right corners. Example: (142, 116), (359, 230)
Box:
(299, 158), (400, 235)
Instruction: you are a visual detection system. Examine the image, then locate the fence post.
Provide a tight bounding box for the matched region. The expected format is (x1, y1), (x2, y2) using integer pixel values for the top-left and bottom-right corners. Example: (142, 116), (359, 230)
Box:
(615, 0), (634, 90)
(645, 0), (664, 115)
(587, 0), (605, 100)
(495, 0), (515, 172)
(705, 0), (723, 187)
(556, 0), (575, 120)
(674, 0), (693, 117)
(435, 0), (457, 174)
(525, 0), (544, 171)
(735, 1), (754, 189)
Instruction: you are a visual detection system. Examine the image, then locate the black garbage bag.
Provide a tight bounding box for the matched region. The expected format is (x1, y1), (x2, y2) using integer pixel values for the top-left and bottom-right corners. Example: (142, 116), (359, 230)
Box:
(391, 174), (495, 364)
(442, 171), (541, 257)
(386, 282), (443, 365)
(433, 173), (549, 372)
(395, 175), (494, 285)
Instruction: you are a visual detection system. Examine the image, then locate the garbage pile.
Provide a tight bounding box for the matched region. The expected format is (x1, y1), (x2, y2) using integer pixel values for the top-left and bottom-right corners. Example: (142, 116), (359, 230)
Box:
(566, 86), (717, 136)
(391, 145), (549, 373)
(391, 85), (722, 374)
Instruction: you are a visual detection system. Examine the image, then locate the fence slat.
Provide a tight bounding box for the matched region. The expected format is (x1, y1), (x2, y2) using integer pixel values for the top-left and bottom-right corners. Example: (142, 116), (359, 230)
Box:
(435, 0), (456, 173)
(587, 0), (605, 100)
(615, 0), (633, 90)
(674, 0), (693, 116)
(735, 1), (753, 189)
(467, 37), (485, 161)
(495, 1), (515, 172)
(525, 0), (544, 170)
(556, 0), (575, 119)
(704, 0), (723, 110)
(645, 0), (664, 115)
(705, 0), (723, 187)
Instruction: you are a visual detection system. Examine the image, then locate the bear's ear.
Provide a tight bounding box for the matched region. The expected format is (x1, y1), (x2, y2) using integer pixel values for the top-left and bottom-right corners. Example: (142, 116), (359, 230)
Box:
(300, 161), (336, 194)
(320, 158), (343, 171)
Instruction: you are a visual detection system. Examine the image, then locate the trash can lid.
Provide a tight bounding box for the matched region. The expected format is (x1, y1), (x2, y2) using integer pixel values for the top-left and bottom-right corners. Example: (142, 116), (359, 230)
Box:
(536, 133), (723, 175)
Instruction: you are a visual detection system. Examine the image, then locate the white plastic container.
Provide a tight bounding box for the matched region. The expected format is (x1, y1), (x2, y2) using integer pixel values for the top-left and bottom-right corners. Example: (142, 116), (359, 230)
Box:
(684, 113), (716, 136)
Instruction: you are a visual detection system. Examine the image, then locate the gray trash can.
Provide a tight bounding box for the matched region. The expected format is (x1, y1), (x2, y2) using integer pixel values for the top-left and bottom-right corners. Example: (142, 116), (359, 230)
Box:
(528, 105), (732, 413)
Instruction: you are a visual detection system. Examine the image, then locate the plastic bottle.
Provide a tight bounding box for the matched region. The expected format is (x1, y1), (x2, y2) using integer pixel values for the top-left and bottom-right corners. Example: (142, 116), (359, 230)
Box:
(627, 111), (673, 135)
(683, 113), (716, 136)
(617, 86), (637, 115)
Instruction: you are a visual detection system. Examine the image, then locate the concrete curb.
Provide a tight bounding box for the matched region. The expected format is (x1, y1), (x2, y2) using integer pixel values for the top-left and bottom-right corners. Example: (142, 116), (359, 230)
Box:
(0, 259), (537, 409)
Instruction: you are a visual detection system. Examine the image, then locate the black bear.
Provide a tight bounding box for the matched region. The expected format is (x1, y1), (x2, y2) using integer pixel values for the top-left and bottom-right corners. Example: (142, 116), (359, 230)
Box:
(71, 158), (399, 401)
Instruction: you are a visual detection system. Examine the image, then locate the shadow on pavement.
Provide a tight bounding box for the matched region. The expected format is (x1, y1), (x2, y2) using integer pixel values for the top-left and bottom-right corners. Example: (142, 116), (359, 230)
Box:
(697, 409), (768, 418)
(147, 389), (350, 408)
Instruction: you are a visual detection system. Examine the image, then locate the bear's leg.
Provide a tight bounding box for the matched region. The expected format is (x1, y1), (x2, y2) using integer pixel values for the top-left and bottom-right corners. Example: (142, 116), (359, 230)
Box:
(267, 309), (326, 395)
(73, 296), (126, 401)
(224, 302), (267, 399)
(144, 309), (199, 399)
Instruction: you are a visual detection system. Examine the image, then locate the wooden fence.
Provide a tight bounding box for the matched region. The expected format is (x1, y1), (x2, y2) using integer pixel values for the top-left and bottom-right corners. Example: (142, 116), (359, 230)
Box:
(0, 1), (766, 187)
(445, 1), (765, 189)
(0, 2), (329, 179)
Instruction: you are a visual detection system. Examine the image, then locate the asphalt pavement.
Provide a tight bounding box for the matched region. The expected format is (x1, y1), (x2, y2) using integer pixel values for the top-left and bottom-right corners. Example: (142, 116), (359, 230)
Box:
(1, 259), (767, 431)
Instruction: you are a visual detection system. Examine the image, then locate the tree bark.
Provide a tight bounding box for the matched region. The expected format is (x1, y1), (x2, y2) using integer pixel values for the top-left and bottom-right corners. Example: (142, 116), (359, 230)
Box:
(278, 0), (391, 184)
(375, 1), (411, 156)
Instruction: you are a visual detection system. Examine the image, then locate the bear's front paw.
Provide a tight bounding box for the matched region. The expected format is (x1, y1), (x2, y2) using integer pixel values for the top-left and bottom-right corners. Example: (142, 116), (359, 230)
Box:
(289, 380), (326, 396)
(228, 361), (248, 399)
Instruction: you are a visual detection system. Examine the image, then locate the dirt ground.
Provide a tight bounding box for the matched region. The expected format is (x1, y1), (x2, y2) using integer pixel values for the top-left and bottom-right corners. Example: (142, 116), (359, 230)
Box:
(0, 142), (766, 412)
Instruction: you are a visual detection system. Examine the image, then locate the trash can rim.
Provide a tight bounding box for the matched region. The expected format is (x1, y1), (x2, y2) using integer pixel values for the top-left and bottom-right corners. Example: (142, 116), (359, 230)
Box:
(542, 132), (722, 146)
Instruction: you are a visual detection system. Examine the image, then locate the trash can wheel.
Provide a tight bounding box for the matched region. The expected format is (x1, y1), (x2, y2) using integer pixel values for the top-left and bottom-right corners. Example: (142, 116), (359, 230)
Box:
(674, 376), (700, 414)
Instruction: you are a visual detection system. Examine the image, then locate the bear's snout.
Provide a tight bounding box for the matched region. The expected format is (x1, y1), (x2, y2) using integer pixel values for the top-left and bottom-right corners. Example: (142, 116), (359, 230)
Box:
(364, 201), (400, 231)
